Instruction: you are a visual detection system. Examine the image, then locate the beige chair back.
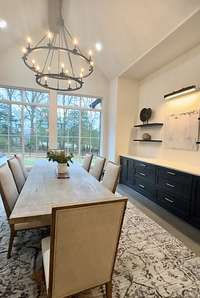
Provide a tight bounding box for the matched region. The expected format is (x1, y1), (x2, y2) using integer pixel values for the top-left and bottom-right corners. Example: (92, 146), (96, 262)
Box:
(0, 163), (19, 218)
(102, 161), (121, 193)
(89, 156), (106, 181)
(48, 198), (127, 298)
(8, 157), (26, 193)
(15, 154), (28, 179)
(82, 154), (93, 172)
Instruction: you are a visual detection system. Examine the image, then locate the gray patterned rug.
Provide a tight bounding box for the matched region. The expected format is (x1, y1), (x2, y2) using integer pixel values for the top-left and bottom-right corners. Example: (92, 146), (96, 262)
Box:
(0, 199), (200, 298)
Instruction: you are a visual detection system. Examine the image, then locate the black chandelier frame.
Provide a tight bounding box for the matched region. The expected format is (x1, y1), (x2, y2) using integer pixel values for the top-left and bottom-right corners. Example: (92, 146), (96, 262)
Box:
(22, 24), (94, 92)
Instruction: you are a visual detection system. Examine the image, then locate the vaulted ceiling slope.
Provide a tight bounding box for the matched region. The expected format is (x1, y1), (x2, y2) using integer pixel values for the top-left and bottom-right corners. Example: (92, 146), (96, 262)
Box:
(63, 0), (200, 79)
(0, 0), (48, 53)
(0, 0), (200, 80)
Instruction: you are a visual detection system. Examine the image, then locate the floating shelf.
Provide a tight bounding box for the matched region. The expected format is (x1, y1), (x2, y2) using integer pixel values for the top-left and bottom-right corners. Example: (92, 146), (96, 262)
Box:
(134, 123), (163, 128)
(196, 141), (200, 144)
(133, 139), (162, 143)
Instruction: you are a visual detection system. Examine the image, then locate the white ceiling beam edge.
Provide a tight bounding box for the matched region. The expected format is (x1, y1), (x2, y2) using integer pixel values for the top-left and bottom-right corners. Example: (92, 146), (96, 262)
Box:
(120, 8), (200, 81)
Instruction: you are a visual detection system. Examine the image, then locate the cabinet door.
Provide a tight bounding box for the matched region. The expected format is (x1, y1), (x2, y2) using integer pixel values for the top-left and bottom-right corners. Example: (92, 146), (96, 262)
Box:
(127, 159), (135, 187)
(191, 177), (200, 228)
(120, 157), (128, 184)
(120, 157), (135, 187)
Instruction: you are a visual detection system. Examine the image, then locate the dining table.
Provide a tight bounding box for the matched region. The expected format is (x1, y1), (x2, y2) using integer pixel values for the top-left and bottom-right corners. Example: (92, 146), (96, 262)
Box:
(9, 159), (117, 225)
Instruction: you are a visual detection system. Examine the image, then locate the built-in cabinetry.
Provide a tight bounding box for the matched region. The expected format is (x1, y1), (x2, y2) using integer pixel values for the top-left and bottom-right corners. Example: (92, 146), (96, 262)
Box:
(120, 156), (200, 229)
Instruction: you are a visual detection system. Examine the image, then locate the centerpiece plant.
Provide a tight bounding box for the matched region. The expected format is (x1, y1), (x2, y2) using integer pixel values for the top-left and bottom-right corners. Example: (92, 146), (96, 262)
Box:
(47, 150), (73, 176)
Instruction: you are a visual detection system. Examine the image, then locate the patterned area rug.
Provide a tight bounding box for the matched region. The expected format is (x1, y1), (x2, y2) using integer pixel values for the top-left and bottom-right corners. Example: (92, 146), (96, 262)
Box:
(0, 199), (200, 298)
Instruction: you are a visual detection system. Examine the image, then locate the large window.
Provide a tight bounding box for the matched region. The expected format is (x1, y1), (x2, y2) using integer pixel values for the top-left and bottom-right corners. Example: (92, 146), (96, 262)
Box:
(0, 87), (49, 162)
(57, 94), (102, 157)
(0, 86), (102, 163)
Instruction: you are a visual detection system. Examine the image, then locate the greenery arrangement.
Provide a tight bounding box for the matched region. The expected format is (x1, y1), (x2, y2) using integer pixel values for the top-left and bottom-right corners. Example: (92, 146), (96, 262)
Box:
(47, 150), (73, 166)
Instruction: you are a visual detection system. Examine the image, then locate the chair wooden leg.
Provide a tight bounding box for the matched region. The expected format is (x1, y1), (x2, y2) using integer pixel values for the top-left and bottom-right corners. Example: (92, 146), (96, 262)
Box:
(7, 226), (15, 259)
(106, 281), (112, 298)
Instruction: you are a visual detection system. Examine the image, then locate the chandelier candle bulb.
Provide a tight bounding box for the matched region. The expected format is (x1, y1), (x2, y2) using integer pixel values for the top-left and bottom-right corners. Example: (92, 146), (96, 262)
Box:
(61, 63), (65, 73)
(27, 37), (31, 48)
(88, 50), (93, 58)
(22, 47), (27, 54)
(73, 38), (78, 46)
(44, 76), (48, 86)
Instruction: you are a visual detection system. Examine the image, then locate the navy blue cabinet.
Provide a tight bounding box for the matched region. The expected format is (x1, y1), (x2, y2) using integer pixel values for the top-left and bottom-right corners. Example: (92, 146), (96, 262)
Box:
(120, 156), (199, 228)
(120, 157), (135, 188)
(191, 177), (200, 228)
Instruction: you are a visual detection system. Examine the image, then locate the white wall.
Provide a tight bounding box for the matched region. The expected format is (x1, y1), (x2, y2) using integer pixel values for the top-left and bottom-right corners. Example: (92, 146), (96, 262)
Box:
(133, 42), (200, 167)
(0, 44), (110, 156)
(107, 77), (139, 161)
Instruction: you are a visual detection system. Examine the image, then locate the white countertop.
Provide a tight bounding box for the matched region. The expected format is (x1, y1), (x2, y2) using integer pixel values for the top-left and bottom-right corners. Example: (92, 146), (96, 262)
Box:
(121, 154), (200, 176)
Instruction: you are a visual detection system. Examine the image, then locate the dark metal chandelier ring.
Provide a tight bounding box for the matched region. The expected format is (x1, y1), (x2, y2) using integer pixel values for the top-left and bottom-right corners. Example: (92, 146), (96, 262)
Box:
(36, 72), (83, 91)
(23, 46), (94, 79)
(21, 15), (95, 92)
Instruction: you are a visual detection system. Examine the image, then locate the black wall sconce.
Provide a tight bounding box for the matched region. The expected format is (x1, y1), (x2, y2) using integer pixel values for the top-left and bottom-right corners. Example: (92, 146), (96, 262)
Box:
(164, 85), (197, 100)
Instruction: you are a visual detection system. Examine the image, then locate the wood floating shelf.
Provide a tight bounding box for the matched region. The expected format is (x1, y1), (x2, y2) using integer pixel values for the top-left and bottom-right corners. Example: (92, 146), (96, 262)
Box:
(134, 123), (163, 128)
(133, 139), (162, 143)
(196, 141), (200, 144)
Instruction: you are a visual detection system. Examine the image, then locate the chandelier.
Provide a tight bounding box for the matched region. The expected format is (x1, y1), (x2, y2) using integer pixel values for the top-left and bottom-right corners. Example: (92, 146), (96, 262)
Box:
(22, 9), (94, 92)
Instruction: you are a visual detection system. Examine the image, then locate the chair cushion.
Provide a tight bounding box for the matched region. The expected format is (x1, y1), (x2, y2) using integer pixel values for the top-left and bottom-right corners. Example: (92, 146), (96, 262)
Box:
(8, 158), (26, 192)
(89, 157), (105, 180)
(0, 163), (19, 216)
(42, 236), (50, 290)
(15, 154), (29, 179)
(102, 162), (120, 193)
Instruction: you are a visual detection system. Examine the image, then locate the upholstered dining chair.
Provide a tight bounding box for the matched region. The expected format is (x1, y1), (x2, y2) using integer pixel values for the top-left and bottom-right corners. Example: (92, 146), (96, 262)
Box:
(42, 198), (127, 298)
(89, 156), (106, 181)
(14, 154), (29, 179)
(101, 161), (121, 194)
(8, 156), (26, 192)
(82, 153), (93, 172)
(0, 163), (48, 258)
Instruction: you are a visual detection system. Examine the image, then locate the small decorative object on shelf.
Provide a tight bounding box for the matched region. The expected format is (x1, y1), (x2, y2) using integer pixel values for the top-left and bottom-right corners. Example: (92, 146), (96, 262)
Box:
(47, 150), (73, 179)
(142, 133), (151, 141)
(140, 108), (152, 124)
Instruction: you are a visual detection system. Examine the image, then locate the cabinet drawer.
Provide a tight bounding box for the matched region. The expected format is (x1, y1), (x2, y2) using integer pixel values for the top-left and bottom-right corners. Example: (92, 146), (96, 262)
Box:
(134, 177), (156, 201)
(158, 176), (192, 198)
(135, 161), (156, 183)
(158, 167), (192, 185)
(157, 190), (190, 217)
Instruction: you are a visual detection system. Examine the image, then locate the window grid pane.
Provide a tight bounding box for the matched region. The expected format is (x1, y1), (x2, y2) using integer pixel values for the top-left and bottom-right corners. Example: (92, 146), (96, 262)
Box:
(0, 87), (49, 164)
(0, 87), (102, 163)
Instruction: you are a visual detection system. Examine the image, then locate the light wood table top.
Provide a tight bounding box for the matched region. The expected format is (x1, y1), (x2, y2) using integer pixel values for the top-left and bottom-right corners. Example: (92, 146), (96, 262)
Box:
(9, 160), (117, 224)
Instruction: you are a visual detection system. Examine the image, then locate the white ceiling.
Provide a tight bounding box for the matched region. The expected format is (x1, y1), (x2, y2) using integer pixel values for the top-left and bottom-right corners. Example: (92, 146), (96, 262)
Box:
(0, 0), (200, 80)
(0, 0), (48, 52)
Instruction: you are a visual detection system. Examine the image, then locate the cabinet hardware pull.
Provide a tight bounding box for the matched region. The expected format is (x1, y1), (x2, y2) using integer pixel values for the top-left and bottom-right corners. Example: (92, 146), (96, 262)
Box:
(140, 163), (146, 167)
(139, 184), (145, 189)
(166, 183), (175, 188)
(167, 171), (176, 176)
(163, 196), (174, 204)
(139, 172), (146, 176)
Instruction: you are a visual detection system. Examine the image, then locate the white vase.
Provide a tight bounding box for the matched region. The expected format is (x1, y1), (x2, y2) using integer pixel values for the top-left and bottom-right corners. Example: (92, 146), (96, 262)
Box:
(57, 163), (69, 175)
